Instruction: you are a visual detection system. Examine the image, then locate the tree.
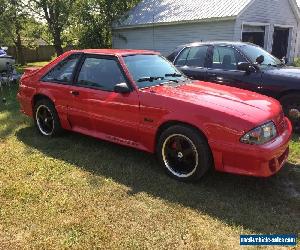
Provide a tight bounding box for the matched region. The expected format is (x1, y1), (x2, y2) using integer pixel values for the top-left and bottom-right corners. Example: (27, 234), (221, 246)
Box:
(74, 0), (139, 49)
(0, 0), (28, 65)
(27, 0), (76, 56)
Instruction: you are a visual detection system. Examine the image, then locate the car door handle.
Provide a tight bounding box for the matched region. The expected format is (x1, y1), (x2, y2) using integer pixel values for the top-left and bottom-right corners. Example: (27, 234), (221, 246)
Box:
(70, 90), (79, 96)
(208, 73), (217, 77)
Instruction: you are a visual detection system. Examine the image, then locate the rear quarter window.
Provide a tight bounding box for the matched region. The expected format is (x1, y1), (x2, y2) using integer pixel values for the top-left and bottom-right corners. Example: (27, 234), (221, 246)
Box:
(42, 53), (81, 84)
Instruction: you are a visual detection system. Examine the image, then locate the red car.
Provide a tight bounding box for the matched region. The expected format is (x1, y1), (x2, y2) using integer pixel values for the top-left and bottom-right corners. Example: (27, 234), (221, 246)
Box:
(17, 49), (292, 181)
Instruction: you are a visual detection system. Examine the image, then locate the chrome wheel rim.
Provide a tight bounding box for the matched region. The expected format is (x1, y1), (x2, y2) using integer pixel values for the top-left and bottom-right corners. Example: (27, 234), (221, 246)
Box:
(36, 105), (54, 136)
(162, 134), (198, 178)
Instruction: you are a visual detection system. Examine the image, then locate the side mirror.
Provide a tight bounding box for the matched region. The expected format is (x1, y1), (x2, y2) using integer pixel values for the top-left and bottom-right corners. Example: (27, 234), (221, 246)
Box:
(114, 82), (131, 94)
(281, 57), (288, 65)
(256, 55), (264, 64)
(237, 62), (256, 74)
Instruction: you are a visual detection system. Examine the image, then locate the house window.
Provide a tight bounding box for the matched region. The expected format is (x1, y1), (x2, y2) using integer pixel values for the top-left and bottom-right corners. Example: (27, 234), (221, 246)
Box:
(242, 25), (266, 48)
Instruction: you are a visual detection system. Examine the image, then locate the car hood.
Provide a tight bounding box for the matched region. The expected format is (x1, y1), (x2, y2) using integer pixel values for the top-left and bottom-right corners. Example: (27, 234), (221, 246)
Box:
(264, 66), (300, 79)
(141, 80), (280, 121)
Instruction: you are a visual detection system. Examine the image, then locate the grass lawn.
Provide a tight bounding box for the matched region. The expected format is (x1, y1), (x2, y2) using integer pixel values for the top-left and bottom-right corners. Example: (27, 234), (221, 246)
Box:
(15, 61), (50, 74)
(0, 84), (299, 249)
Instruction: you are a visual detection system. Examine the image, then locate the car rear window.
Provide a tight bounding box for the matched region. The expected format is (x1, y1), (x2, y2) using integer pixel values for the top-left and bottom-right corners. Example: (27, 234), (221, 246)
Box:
(175, 46), (209, 67)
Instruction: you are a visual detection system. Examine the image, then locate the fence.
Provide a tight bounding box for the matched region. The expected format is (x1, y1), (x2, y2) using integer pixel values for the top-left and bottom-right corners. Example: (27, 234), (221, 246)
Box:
(7, 45), (75, 63)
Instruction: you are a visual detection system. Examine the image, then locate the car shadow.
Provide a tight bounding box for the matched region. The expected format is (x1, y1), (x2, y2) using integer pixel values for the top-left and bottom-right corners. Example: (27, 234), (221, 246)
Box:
(16, 126), (300, 234)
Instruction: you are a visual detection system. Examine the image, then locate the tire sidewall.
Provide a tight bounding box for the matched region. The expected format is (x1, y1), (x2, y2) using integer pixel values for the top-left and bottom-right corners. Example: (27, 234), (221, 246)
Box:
(34, 99), (62, 137)
(157, 125), (212, 182)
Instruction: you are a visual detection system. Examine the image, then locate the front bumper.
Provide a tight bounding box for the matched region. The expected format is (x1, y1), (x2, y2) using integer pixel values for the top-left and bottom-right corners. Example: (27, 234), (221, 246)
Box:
(210, 118), (293, 177)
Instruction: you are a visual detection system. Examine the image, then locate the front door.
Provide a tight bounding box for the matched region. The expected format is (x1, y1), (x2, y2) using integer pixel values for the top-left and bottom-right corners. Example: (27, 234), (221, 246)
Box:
(174, 46), (209, 81)
(67, 54), (140, 144)
(207, 45), (263, 94)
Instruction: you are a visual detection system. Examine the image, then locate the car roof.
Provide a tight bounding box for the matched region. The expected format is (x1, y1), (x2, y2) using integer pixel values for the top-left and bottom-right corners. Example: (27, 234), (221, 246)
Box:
(69, 49), (160, 56)
(179, 41), (252, 48)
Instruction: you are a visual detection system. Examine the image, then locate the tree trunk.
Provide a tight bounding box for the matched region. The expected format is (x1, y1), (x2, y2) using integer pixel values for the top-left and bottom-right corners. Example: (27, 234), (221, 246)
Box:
(15, 28), (25, 65)
(53, 29), (64, 56)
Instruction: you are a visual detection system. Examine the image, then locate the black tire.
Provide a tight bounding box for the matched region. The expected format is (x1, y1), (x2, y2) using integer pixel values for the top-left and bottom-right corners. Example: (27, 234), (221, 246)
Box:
(157, 125), (212, 182)
(33, 99), (63, 137)
(280, 94), (300, 132)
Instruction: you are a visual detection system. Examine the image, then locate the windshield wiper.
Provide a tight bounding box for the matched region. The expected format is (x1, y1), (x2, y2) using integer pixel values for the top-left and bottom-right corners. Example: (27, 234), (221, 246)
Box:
(137, 75), (181, 84)
(137, 76), (164, 82)
(165, 73), (182, 77)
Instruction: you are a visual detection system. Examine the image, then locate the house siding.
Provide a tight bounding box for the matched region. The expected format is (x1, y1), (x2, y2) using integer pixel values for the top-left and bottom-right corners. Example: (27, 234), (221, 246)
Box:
(113, 21), (235, 56)
(235, 0), (299, 59)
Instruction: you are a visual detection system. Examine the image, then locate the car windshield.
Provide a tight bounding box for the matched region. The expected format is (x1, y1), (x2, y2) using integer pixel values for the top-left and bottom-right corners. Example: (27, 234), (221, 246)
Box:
(123, 54), (187, 88)
(239, 44), (283, 67)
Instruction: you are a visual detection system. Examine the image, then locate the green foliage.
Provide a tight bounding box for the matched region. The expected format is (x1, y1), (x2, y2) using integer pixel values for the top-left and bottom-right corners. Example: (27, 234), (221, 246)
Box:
(0, 0), (24, 46)
(73, 0), (140, 48)
(293, 57), (300, 67)
(26, 0), (77, 55)
(0, 0), (140, 53)
(0, 0), (32, 64)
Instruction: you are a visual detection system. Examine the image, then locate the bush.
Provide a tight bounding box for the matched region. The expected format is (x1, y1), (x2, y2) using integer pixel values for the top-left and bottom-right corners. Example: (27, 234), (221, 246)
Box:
(293, 58), (300, 67)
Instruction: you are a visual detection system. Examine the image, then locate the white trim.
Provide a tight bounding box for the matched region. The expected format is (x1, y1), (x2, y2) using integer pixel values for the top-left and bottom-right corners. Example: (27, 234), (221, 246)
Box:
(236, 0), (256, 19)
(113, 16), (237, 30)
(273, 24), (295, 29)
(242, 22), (271, 27)
(288, 0), (300, 22)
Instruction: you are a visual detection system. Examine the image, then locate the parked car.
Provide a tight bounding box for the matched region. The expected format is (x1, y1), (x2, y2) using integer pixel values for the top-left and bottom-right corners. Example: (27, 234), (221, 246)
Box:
(167, 42), (300, 131)
(18, 49), (292, 181)
(0, 48), (15, 73)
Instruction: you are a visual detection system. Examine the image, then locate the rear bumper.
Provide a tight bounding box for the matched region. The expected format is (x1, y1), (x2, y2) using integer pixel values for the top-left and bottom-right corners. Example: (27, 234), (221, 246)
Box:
(17, 93), (32, 117)
(210, 118), (292, 177)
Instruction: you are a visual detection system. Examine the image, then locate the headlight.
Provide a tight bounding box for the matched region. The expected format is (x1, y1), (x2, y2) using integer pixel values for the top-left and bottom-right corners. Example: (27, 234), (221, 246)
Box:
(240, 121), (277, 145)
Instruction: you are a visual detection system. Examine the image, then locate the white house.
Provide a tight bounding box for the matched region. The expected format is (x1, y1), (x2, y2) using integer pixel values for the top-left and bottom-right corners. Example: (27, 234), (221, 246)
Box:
(113, 0), (300, 60)
(297, 0), (300, 57)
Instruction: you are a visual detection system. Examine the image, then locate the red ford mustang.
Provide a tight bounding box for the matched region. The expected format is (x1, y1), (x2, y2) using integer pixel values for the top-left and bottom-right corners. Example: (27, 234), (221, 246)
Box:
(17, 49), (292, 181)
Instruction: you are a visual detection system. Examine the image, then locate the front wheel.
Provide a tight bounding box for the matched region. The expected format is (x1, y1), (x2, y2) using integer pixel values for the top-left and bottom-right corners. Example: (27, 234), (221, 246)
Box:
(157, 125), (212, 182)
(280, 94), (300, 132)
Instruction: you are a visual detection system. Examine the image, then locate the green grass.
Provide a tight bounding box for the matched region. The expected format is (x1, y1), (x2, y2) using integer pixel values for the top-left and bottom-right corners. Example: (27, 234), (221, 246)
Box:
(0, 85), (299, 249)
(15, 61), (50, 74)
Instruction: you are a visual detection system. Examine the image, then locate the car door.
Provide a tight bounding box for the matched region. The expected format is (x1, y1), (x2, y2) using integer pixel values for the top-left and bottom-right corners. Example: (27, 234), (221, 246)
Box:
(207, 45), (263, 93)
(67, 54), (140, 144)
(40, 53), (82, 126)
(173, 46), (209, 81)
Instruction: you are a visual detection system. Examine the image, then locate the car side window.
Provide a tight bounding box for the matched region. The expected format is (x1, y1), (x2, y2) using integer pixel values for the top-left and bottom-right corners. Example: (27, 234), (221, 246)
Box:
(42, 54), (81, 83)
(212, 46), (247, 70)
(186, 46), (209, 67)
(76, 57), (126, 91)
(174, 47), (190, 66)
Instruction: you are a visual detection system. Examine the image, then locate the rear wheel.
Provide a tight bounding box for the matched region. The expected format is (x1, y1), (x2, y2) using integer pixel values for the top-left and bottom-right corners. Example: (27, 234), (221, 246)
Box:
(34, 99), (63, 136)
(157, 125), (212, 182)
(280, 94), (300, 132)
